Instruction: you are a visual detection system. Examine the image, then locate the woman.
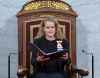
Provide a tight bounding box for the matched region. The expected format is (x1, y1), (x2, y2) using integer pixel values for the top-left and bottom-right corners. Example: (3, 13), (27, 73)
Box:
(31, 17), (70, 78)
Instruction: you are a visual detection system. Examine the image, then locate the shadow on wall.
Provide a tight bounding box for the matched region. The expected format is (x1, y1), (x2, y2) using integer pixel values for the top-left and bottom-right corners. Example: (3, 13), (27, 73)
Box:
(5, 16), (18, 78)
(0, 16), (18, 78)
(3, 15), (18, 52)
(76, 18), (89, 68)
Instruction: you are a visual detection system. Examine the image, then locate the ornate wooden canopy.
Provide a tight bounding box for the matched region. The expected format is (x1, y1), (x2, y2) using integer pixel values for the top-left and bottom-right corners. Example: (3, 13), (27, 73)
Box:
(16, 0), (78, 78)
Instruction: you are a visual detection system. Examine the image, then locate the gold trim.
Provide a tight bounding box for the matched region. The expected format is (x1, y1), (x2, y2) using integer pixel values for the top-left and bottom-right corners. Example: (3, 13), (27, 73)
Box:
(24, 1), (69, 11)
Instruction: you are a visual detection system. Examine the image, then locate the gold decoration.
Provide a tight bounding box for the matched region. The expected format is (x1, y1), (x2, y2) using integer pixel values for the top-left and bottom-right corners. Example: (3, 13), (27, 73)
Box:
(24, 1), (69, 11)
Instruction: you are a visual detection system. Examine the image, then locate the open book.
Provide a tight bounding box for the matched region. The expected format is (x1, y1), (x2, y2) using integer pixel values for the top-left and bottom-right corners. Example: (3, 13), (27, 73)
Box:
(31, 43), (69, 59)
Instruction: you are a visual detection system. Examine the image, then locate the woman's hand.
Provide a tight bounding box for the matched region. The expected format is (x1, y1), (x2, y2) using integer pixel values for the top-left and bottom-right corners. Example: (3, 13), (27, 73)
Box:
(60, 52), (68, 60)
(36, 55), (50, 62)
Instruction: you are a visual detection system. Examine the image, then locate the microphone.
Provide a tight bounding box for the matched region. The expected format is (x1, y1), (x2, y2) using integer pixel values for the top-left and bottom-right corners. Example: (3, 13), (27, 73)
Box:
(82, 49), (85, 53)
(81, 49), (93, 56)
(81, 49), (88, 55)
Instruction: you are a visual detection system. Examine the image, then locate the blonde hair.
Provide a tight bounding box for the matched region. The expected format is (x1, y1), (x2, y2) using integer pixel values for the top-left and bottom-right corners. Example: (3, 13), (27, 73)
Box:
(34, 17), (65, 40)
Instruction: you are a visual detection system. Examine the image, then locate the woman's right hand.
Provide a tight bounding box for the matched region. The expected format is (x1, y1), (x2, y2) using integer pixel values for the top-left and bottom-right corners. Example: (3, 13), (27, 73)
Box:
(36, 55), (50, 62)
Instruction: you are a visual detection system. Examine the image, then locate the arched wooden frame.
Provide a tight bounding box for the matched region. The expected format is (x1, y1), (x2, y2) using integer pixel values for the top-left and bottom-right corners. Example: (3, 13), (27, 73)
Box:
(16, 0), (78, 78)
(22, 18), (73, 74)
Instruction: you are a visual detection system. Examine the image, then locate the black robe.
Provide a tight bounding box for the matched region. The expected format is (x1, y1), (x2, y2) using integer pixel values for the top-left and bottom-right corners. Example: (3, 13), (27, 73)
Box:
(31, 36), (70, 78)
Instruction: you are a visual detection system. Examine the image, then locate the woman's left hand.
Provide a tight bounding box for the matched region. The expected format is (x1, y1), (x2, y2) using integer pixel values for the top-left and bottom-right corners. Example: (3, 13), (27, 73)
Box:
(60, 52), (68, 60)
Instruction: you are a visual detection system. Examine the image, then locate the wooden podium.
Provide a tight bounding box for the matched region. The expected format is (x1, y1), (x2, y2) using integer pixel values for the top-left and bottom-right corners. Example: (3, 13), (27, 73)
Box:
(16, 0), (78, 78)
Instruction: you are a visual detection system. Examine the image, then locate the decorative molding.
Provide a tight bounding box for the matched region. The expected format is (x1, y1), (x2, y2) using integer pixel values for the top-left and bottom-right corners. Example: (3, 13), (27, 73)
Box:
(30, 24), (41, 43)
(24, 1), (69, 11)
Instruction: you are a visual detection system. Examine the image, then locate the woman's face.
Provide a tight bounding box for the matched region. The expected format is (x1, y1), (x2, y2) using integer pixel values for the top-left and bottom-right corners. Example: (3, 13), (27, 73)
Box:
(43, 21), (56, 37)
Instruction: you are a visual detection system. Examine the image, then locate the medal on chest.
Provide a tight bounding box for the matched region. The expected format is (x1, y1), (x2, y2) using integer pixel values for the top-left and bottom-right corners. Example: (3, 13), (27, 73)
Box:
(56, 40), (63, 51)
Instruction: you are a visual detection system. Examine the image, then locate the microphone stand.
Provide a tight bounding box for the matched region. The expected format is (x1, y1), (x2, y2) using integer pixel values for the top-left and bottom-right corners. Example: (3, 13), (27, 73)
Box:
(82, 50), (94, 78)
